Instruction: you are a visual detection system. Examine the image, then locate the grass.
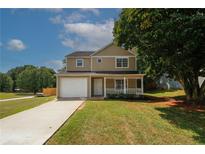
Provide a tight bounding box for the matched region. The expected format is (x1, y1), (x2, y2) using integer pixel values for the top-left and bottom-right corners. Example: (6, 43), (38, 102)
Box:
(0, 96), (55, 119)
(0, 92), (33, 100)
(144, 89), (185, 98)
(47, 90), (205, 145)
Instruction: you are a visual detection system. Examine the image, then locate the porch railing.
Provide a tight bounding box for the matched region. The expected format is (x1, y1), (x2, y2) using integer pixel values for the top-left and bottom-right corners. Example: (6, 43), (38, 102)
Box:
(106, 88), (143, 95)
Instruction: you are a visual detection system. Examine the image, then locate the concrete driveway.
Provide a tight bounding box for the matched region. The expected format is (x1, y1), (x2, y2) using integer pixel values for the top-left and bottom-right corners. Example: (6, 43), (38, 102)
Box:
(0, 99), (84, 145)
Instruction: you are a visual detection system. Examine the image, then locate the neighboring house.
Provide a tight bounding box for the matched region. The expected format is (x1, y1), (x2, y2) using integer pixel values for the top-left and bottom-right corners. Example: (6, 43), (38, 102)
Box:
(56, 43), (145, 98)
(157, 74), (182, 90)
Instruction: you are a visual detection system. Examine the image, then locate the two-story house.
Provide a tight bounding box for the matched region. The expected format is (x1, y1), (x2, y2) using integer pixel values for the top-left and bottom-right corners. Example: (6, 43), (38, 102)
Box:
(56, 43), (145, 98)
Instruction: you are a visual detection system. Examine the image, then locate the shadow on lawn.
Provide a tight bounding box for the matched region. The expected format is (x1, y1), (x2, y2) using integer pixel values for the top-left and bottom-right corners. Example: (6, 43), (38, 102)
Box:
(142, 93), (205, 144)
(156, 106), (205, 144)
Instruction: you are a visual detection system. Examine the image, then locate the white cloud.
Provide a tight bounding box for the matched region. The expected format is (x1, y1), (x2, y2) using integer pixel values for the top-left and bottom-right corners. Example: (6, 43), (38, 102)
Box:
(61, 19), (114, 50)
(45, 60), (63, 71)
(7, 39), (26, 51)
(61, 38), (76, 48)
(80, 8), (100, 16)
(50, 12), (85, 24)
(65, 12), (85, 23)
(49, 15), (63, 24)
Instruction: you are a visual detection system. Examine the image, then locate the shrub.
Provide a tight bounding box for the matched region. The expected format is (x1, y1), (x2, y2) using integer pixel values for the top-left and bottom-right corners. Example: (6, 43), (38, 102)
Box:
(106, 93), (138, 99)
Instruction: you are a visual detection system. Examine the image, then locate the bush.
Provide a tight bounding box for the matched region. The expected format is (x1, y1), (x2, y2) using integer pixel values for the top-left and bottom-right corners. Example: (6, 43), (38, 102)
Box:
(0, 72), (13, 92)
(106, 93), (138, 99)
(144, 76), (158, 91)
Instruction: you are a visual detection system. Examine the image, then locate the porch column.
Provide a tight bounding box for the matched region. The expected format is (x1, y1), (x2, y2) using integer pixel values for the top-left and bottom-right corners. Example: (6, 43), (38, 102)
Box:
(136, 78), (138, 95)
(141, 77), (144, 94)
(124, 77), (126, 94)
(104, 77), (106, 97)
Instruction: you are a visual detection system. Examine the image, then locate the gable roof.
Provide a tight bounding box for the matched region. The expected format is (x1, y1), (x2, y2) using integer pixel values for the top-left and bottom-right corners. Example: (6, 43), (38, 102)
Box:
(91, 42), (135, 56)
(65, 42), (135, 57)
(66, 51), (95, 57)
(91, 42), (113, 56)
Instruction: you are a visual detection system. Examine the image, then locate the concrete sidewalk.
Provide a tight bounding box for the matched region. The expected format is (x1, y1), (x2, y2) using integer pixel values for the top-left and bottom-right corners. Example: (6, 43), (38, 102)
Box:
(0, 96), (34, 102)
(0, 99), (84, 145)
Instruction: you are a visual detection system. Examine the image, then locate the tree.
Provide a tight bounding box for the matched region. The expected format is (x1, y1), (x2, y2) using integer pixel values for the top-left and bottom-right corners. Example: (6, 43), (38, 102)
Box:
(7, 65), (36, 91)
(113, 9), (205, 104)
(16, 66), (56, 94)
(0, 72), (13, 92)
(16, 67), (39, 94)
(37, 67), (56, 90)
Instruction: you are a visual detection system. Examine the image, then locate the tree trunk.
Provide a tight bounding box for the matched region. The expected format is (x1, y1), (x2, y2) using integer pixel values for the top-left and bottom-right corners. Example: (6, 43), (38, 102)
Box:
(182, 75), (204, 105)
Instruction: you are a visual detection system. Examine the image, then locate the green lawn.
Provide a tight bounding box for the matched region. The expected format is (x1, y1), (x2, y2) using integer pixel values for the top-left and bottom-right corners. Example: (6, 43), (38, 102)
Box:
(0, 96), (55, 119)
(0, 92), (33, 100)
(47, 90), (204, 145)
(145, 89), (185, 98)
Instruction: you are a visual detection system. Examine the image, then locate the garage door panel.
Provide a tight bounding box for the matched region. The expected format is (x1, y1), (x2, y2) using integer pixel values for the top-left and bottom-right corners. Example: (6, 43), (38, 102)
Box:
(59, 78), (87, 98)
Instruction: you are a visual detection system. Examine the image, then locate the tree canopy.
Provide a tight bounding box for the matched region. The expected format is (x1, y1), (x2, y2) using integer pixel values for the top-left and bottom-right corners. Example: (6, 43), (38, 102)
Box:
(16, 67), (40, 94)
(113, 9), (205, 103)
(0, 72), (13, 92)
(12, 65), (56, 94)
(7, 65), (36, 91)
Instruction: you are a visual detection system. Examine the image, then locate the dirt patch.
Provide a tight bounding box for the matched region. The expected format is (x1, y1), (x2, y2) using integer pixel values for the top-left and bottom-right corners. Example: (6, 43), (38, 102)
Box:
(158, 98), (205, 112)
(141, 97), (205, 112)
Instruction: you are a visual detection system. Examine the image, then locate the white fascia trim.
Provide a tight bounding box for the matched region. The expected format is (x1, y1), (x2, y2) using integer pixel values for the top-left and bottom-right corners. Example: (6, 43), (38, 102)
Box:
(128, 49), (136, 56)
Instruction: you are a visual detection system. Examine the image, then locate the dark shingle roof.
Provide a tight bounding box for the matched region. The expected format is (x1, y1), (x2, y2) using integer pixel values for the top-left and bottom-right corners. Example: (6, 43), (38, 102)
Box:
(66, 51), (95, 57)
(66, 71), (141, 74)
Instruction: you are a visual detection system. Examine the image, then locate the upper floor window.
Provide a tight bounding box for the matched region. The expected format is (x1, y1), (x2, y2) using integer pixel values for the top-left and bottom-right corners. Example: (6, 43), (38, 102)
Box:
(116, 57), (128, 68)
(76, 59), (84, 67)
(97, 58), (102, 63)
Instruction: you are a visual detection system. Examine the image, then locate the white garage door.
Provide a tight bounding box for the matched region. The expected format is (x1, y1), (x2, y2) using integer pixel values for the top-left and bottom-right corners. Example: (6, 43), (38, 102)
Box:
(59, 77), (88, 98)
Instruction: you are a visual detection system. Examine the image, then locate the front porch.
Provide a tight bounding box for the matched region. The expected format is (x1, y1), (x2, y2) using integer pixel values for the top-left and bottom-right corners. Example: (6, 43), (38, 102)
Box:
(91, 76), (144, 98)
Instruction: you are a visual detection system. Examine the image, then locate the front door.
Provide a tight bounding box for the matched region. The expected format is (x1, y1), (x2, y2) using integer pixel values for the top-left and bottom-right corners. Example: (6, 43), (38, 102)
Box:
(94, 78), (103, 96)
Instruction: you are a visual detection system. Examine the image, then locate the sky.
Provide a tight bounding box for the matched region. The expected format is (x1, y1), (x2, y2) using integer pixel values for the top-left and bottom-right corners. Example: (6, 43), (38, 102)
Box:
(0, 8), (120, 72)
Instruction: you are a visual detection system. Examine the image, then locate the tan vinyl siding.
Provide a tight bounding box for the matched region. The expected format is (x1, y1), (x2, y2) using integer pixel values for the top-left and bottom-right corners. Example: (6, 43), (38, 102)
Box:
(128, 79), (136, 88)
(66, 57), (91, 71)
(106, 79), (114, 88)
(92, 57), (136, 71)
(93, 44), (134, 56)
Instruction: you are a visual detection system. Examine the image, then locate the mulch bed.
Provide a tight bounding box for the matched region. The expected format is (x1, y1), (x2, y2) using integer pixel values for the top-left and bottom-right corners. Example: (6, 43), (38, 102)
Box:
(164, 98), (205, 112)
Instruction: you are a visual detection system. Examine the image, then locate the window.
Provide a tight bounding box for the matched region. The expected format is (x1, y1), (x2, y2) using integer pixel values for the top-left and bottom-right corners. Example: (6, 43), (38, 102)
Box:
(76, 59), (84, 67)
(116, 57), (128, 68)
(97, 58), (102, 63)
(115, 80), (124, 90)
